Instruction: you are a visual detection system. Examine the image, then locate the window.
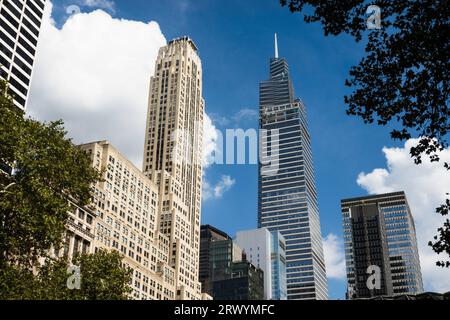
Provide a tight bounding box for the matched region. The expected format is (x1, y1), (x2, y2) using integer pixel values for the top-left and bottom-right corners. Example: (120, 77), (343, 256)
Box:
(78, 209), (85, 220)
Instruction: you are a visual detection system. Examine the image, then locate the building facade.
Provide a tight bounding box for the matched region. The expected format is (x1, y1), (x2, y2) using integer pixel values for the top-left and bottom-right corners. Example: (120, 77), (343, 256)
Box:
(343, 202), (393, 298)
(199, 225), (232, 294)
(62, 37), (206, 301)
(212, 261), (264, 300)
(142, 37), (205, 300)
(63, 199), (96, 260)
(271, 231), (288, 300)
(198, 225), (264, 300)
(235, 228), (287, 300)
(0, 0), (46, 110)
(341, 191), (424, 299)
(257, 34), (328, 300)
(76, 141), (176, 300)
(209, 238), (244, 287)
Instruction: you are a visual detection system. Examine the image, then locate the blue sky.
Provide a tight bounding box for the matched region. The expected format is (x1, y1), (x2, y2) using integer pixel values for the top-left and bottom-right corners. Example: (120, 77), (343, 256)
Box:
(43, 0), (435, 299)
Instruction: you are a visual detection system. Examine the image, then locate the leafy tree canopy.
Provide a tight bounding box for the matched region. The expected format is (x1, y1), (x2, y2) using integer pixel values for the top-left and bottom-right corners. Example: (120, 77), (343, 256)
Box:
(0, 250), (132, 300)
(0, 81), (100, 267)
(0, 82), (130, 299)
(280, 0), (449, 266)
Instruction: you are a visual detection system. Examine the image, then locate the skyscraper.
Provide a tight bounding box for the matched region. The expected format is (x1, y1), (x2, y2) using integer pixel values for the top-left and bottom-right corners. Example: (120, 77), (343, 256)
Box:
(0, 0), (47, 111)
(341, 191), (424, 299)
(257, 34), (328, 300)
(142, 37), (204, 300)
(235, 228), (287, 300)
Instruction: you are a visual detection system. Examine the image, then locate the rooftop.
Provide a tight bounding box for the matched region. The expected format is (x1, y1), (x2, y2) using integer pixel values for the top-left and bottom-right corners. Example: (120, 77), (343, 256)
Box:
(168, 36), (198, 52)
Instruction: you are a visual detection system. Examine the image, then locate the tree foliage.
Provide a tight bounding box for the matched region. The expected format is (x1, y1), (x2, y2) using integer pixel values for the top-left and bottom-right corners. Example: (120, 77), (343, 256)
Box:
(0, 81), (130, 299)
(429, 196), (450, 268)
(0, 250), (132, 300)
(0, 81), (100, 267)
(280, 0), (450, 266)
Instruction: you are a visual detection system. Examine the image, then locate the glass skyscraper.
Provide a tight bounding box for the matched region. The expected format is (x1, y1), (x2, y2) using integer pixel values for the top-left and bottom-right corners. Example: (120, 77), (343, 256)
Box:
(257, 35), (328, 300)
(341, 191), (424, 299)
(271, 231), (287, 300)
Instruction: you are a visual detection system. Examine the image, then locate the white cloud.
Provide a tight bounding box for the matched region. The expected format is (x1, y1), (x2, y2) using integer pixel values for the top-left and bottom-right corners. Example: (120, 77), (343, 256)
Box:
(203, 114), (220, 168)
(357, 139), (450, 293)
(203, 175), (236, 201)
(81, 0), (115, 13)
(29, 2), (230, 202)
(202, 115), (236, 202)
(232, 108), (258, 123)
(209, 108), (258, 127)
(323, 233), (346, 280)
(28, 3), (166, 167)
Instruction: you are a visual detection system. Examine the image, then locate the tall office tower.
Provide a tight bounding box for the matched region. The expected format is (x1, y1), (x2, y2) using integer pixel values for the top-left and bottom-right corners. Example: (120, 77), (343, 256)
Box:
(258, 34), (328, 300)
(78, 141), (176, 300)
(199, 225), (232, 294)
(235, 228), (287, 300)
(0, 0), (46, 111)
(142, 37), (204, 300)
(341, 191), (424, 299)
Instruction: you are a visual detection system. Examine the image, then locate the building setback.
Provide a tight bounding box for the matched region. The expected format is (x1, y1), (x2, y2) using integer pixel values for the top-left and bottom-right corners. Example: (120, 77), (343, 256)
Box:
(235, 228), (287, 300)
(258, 34), (328, 300)
(142, 37), (205, 300)
(341, 191), (424, 299)
(0, 0), (47, 110)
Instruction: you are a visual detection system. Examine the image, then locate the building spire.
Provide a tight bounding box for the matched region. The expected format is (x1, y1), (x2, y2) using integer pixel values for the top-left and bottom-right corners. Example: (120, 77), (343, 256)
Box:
(274, 33), (279, 59)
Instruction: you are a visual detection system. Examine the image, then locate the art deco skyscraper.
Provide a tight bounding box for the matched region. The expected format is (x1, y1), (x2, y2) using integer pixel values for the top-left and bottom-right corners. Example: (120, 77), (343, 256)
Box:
(258, 34), (328, 300)
(0, 0), (47, 111)
(143, 37), (204, 300)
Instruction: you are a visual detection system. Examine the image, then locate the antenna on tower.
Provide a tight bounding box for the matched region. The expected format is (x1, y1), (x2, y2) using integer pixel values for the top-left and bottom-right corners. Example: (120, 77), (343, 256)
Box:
(274, 33), (279, 59)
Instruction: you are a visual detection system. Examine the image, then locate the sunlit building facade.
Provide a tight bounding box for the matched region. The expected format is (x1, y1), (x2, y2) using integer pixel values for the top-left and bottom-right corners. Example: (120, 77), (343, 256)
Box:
(78, 141), (176, 300)
(142, 37), (205, 300)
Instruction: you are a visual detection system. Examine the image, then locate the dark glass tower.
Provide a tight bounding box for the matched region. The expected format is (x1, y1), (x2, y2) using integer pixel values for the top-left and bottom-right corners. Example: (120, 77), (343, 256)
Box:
(199, 225), (232, 294)
(341, 192), (424, 299)
(257, 35), (328, 300)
